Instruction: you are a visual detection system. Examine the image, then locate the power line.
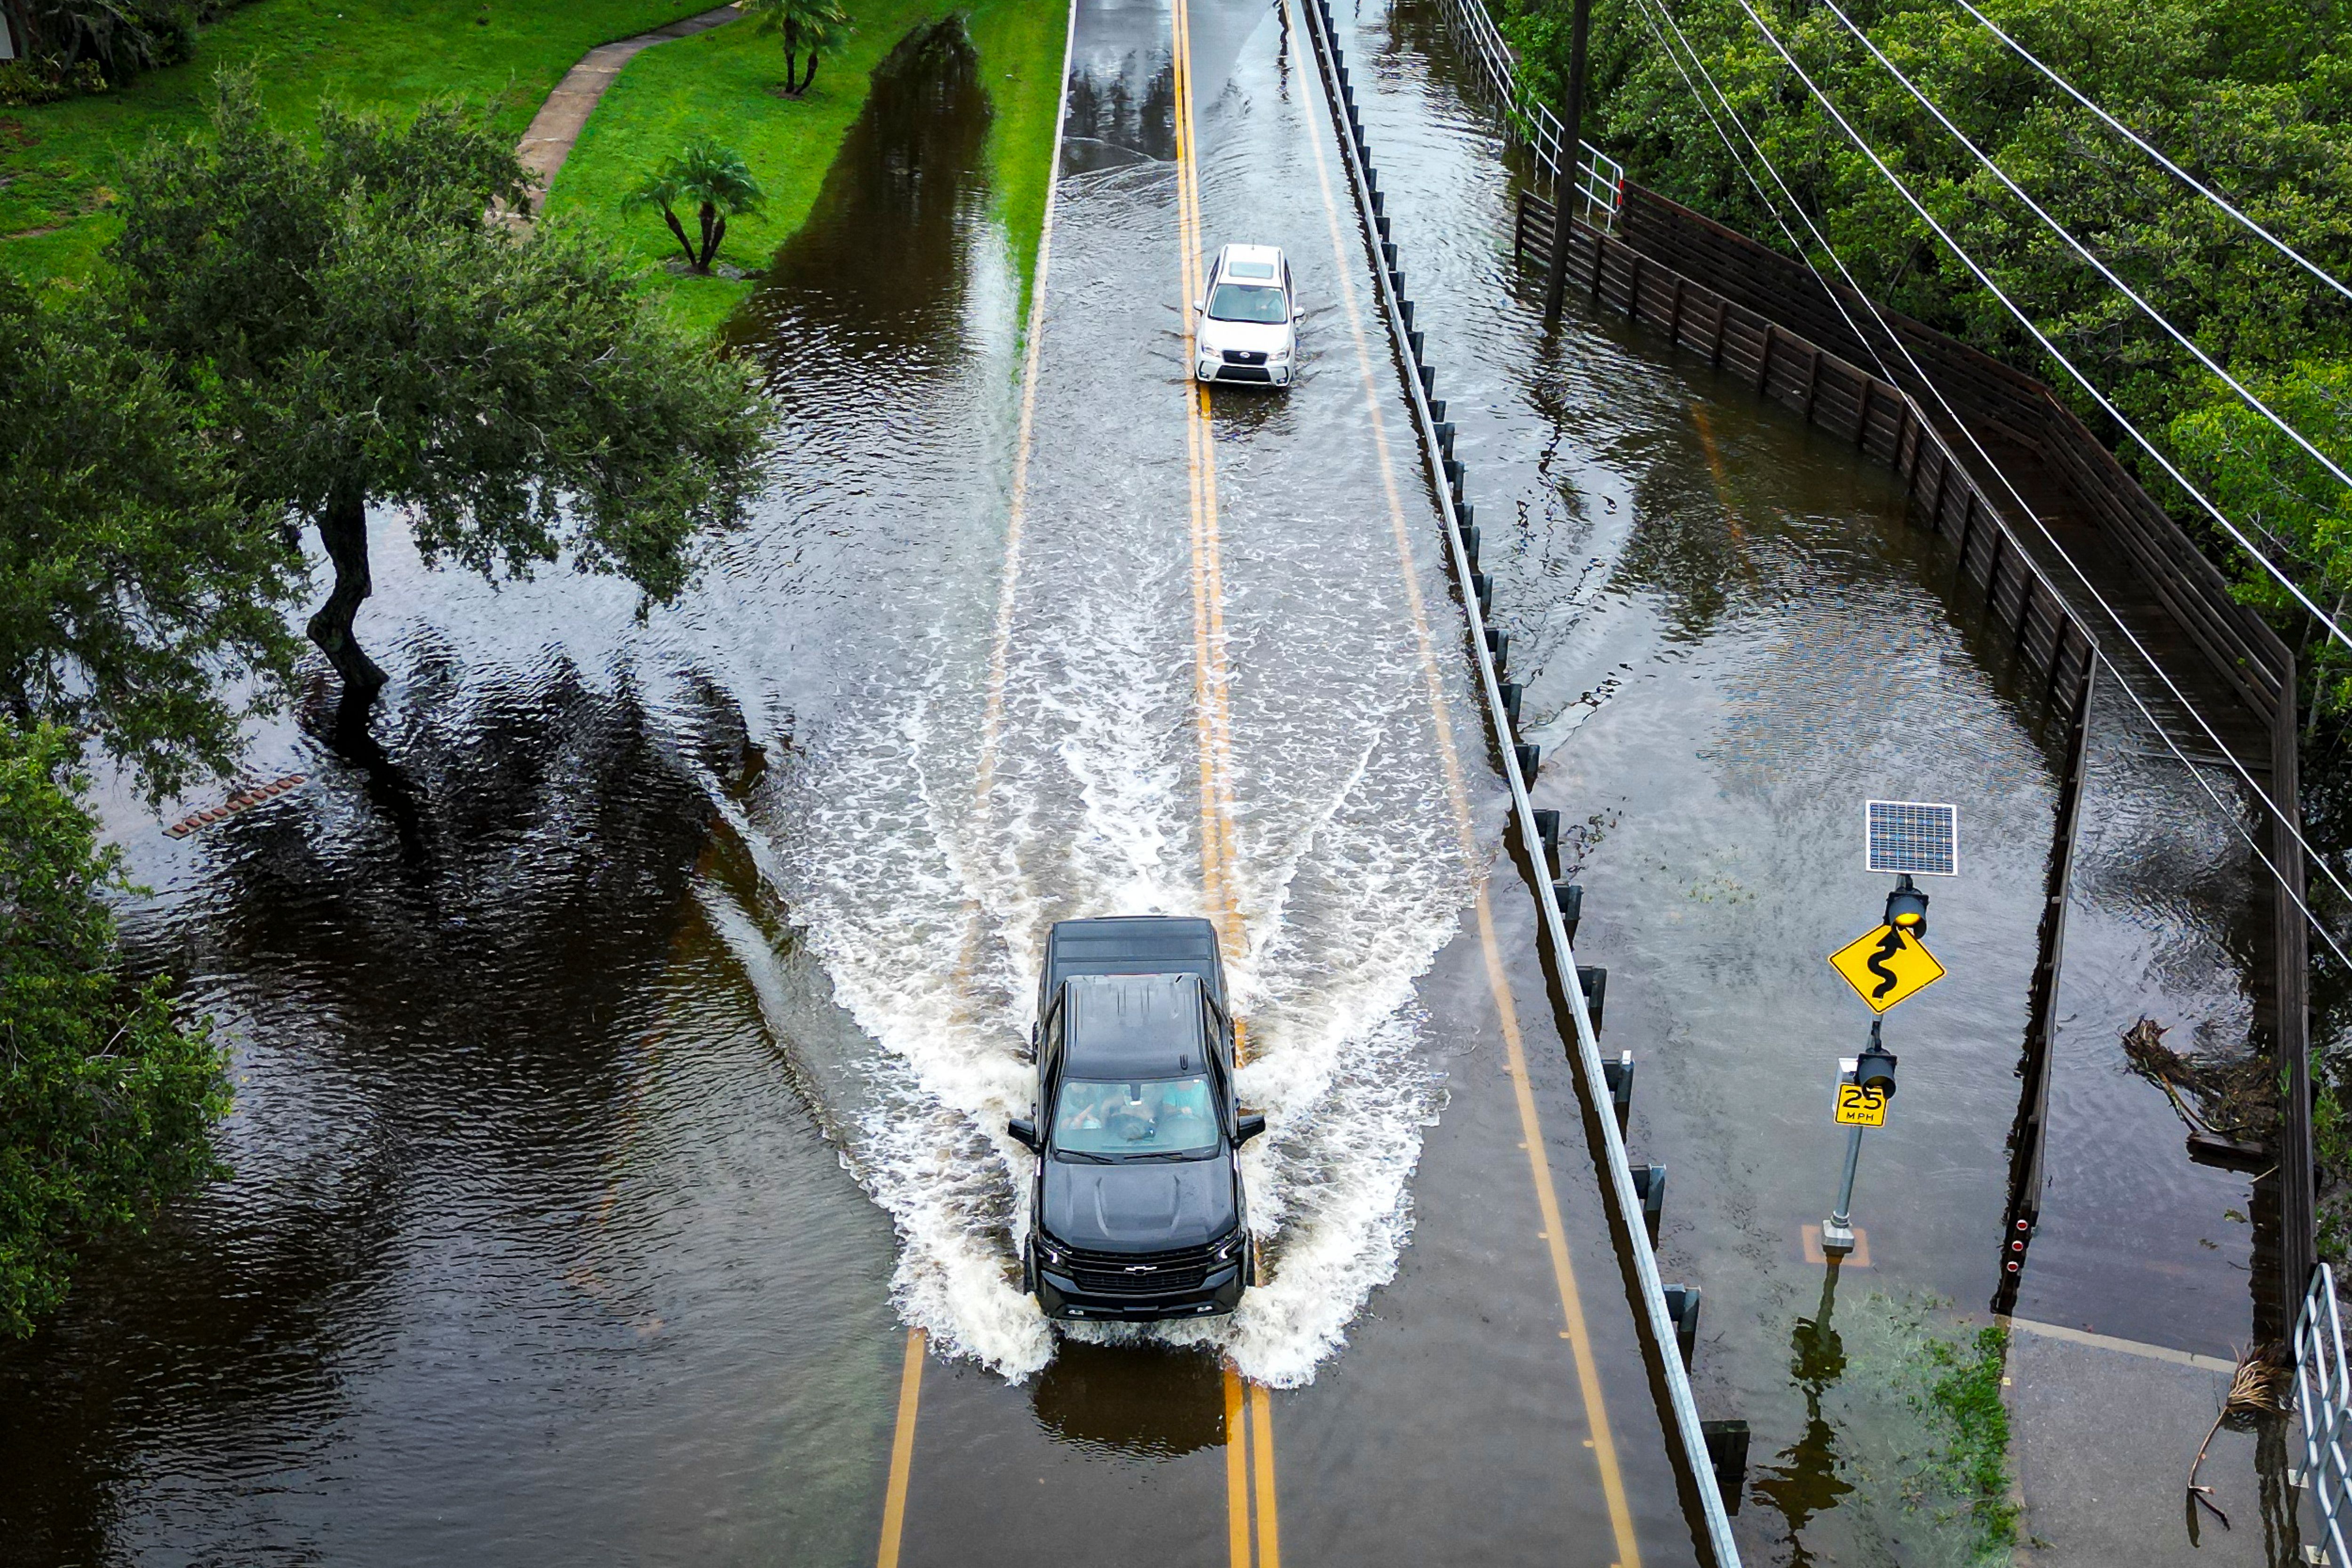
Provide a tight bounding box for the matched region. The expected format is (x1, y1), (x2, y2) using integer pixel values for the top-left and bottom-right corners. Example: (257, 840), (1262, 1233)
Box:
(1722, 0), (2352, 961)
(1621, 0), (2351, 964)
(1944, 0), (2352, 312)
(1811, 0), (2352, 659)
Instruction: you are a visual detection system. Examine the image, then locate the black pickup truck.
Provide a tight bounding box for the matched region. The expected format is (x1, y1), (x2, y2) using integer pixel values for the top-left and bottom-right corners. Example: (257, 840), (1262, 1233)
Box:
(1008, 916), (1264, 1321)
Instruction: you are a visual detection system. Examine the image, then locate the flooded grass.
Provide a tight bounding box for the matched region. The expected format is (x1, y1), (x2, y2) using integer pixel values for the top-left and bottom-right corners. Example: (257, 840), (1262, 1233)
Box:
(0, 0), (713, 282)
(1761, 1289), (2018, 1568)
(546, 0), (1066, 337)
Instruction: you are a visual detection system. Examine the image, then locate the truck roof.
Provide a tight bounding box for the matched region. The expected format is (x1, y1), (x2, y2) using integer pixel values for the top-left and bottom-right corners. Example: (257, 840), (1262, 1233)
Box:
(1062, 973), (1212, 1078)
(1039, 915), (1227, 1013)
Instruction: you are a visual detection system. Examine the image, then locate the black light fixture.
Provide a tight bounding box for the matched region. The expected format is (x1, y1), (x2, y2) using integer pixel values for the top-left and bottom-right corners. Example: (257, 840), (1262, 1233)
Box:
(1855, 1041), (1899, 1100)
(1883, 874), (1930, 940)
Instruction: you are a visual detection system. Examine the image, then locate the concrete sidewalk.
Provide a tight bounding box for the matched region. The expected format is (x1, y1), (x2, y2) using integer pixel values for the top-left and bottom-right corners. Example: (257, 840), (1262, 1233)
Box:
(514, 3), (743, 209)
(2007, 1318), (2300, 1566)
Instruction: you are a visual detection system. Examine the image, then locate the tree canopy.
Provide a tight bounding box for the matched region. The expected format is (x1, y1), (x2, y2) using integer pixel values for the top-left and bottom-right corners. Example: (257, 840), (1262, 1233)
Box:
(0, 720), (229, 1338)
(0, 271), (301, 803)
(105, 73), (773, 708)
(1504, 0), (2352, 705)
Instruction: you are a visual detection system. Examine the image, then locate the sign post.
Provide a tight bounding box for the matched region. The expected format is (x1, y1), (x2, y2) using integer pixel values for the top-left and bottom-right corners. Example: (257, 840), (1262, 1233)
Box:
(1819, 802), (1956, 1260)
(1821, 1029), (1896, 1255)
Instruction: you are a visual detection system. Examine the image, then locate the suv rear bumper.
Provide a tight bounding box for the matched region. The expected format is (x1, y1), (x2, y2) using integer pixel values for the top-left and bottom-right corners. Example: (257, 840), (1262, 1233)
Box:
(1037, 1263), (1244, 1321)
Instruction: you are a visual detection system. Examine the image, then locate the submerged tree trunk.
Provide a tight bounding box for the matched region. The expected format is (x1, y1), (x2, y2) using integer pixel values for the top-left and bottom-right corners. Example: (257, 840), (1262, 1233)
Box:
(803, 49), (820, 91)
(305, 481), (388, 705)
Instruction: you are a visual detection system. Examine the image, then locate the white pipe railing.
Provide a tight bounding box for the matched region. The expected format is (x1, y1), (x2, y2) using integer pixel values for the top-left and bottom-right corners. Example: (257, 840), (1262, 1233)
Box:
(1428, 0), (1624, 228)
(2299, 1265), (2351, 1565)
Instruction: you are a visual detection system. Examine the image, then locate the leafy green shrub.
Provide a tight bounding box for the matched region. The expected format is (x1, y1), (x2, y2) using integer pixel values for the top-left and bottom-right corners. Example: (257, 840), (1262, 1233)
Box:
(0, 720), (230, 1338)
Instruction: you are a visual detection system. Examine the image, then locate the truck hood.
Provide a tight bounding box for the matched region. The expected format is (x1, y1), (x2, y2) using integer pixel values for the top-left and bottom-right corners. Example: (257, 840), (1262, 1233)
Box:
(1041, 1156), (1237, 1252)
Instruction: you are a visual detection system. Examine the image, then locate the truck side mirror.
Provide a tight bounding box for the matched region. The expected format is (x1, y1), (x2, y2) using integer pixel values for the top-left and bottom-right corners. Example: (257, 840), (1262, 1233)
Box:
(1008, 1117), (1040, 1153)
(1235, 1112), (1267, 1145)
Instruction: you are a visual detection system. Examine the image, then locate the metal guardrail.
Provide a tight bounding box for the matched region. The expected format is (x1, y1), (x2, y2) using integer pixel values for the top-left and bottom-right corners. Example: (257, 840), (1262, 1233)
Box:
(1296, 0), (1740, 1560)
(2300, 1266), (2351, 1565)
(1426, 0), (1623, 228)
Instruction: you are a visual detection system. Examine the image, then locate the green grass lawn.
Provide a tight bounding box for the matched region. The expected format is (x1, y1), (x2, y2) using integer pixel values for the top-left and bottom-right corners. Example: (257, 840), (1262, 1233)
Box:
(0, 0), (721, 285)
(545, 0), (1068, 339)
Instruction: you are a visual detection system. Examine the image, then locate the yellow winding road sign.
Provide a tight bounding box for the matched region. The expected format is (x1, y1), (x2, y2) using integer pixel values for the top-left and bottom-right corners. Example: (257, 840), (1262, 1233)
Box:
(1829, 923), (1946, 1012)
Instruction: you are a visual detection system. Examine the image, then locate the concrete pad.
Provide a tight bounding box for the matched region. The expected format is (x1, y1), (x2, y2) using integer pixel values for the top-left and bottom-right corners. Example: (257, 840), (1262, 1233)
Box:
(2007, 1317), (2296, 1566)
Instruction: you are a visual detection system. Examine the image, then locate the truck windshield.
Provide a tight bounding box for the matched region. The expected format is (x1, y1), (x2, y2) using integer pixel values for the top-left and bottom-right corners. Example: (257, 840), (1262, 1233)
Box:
(1053, 1075), (1221, 1159)
(1206, 283), (1287, 324)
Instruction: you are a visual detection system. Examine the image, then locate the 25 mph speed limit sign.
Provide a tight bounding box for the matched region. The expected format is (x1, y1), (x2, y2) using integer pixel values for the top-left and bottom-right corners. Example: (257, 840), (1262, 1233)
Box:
(1835, 1082), (1889, 1127)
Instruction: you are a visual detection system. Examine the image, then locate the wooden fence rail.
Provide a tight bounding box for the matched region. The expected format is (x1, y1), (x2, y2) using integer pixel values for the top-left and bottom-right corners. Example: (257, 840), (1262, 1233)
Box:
(1518, 181), (2315, 1332)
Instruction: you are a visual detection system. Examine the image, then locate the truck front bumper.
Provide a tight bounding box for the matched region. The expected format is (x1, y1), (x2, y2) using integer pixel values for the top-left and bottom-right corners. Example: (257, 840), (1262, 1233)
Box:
(1036, 1263), (1245, 1322)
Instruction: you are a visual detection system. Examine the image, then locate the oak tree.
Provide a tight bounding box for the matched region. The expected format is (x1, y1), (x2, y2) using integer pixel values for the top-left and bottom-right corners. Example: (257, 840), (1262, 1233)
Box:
(0, 271), (301, 802)
(107, 75), (771, 711)
(0, 720), (229, 1337)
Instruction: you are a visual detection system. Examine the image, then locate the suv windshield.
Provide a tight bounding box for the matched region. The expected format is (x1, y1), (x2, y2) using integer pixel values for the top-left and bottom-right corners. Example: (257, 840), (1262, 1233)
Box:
(1053, 1075), (1221, 1159)
(1207, 283), (1287, 324)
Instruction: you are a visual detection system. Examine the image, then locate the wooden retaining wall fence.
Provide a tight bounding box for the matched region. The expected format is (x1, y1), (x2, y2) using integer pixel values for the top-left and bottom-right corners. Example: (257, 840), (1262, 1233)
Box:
(1518, 189), (2099, 725)
(1518, 179), (2316, 1333)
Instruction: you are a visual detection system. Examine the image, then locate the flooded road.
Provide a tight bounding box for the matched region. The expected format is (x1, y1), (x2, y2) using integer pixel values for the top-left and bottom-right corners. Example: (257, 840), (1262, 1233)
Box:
(0, 0), (2288, 1561)
(1338, 0), (2286, 1560)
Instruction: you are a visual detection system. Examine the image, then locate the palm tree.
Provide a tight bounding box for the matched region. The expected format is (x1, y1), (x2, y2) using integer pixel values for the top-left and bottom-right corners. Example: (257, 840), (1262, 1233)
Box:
(624, 139), (765, 273)
(741, 0), (852, 96)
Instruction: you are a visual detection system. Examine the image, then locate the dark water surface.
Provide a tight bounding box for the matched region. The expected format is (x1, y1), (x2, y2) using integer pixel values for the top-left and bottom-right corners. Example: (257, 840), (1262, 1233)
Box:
(0, 0), (2288, 1562)
(1340, 0), (2284, 1562)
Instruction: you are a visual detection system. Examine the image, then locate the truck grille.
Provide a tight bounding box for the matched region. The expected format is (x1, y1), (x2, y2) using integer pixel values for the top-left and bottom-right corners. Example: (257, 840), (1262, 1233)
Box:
(1059, 1242), (1221, 1297)
(1221, 349), (1268, 365)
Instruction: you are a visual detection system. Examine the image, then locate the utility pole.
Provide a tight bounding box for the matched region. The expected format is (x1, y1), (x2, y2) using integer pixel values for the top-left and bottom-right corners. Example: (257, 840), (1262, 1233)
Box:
(1541, 0), (1594, 328)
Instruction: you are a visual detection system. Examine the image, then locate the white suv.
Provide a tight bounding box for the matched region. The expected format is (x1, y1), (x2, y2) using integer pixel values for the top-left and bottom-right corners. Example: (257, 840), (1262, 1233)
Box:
(1194, 244), (1299, 388)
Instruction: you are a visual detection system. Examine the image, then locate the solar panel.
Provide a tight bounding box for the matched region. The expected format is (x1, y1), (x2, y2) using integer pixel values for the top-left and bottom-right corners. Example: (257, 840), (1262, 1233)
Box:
(1866, 800), (1958, 876)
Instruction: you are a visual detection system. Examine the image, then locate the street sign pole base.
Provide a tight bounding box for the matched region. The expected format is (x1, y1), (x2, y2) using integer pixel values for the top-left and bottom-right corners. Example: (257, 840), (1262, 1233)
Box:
(1818, 1219), (1856, 1257)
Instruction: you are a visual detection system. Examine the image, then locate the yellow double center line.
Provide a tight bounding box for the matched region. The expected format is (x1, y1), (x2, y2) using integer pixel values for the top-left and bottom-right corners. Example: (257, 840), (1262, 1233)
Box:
(877, 0), (1279, 1561)
(1169, 0), (1281, 1562)
(1285, 2), (1642, 1561)
(1173, 0), (1244, 946)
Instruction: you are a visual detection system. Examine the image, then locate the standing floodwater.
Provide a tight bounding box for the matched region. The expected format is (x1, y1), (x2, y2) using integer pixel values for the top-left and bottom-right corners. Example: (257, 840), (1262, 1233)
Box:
(0, 0), (2289, 1559)
(0, 24), (1018, 1563)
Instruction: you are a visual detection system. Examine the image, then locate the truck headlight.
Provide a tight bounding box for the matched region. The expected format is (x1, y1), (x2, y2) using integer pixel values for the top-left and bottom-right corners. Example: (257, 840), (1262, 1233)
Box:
(1036, 1236), (1070, 1267)
(1209, 1229), (1247, 1262)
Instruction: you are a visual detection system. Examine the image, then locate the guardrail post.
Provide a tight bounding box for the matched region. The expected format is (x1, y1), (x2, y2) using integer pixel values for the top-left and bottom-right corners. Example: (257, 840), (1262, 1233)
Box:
(1555, 880), (1582, 942)
(1632, 1161), (1666, 1244)
(1576, 965), (1606, 1032)
(1664, 1283), (1700, 1368)
(1604, 1049), (1634, 1133)
(1701, 1421), (1749, 1515)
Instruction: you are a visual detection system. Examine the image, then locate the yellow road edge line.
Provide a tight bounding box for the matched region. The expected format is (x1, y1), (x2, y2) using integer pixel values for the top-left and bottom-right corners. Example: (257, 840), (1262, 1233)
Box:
(1688, 402), (1750, 552)
(875, 1326), (929, 1568)
(1287, 6), (1643, 1562)
(1225, 1366), (1252, 1568)
(877, 0), (1081, 1556)
(1482, 892), (1642, 1568)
